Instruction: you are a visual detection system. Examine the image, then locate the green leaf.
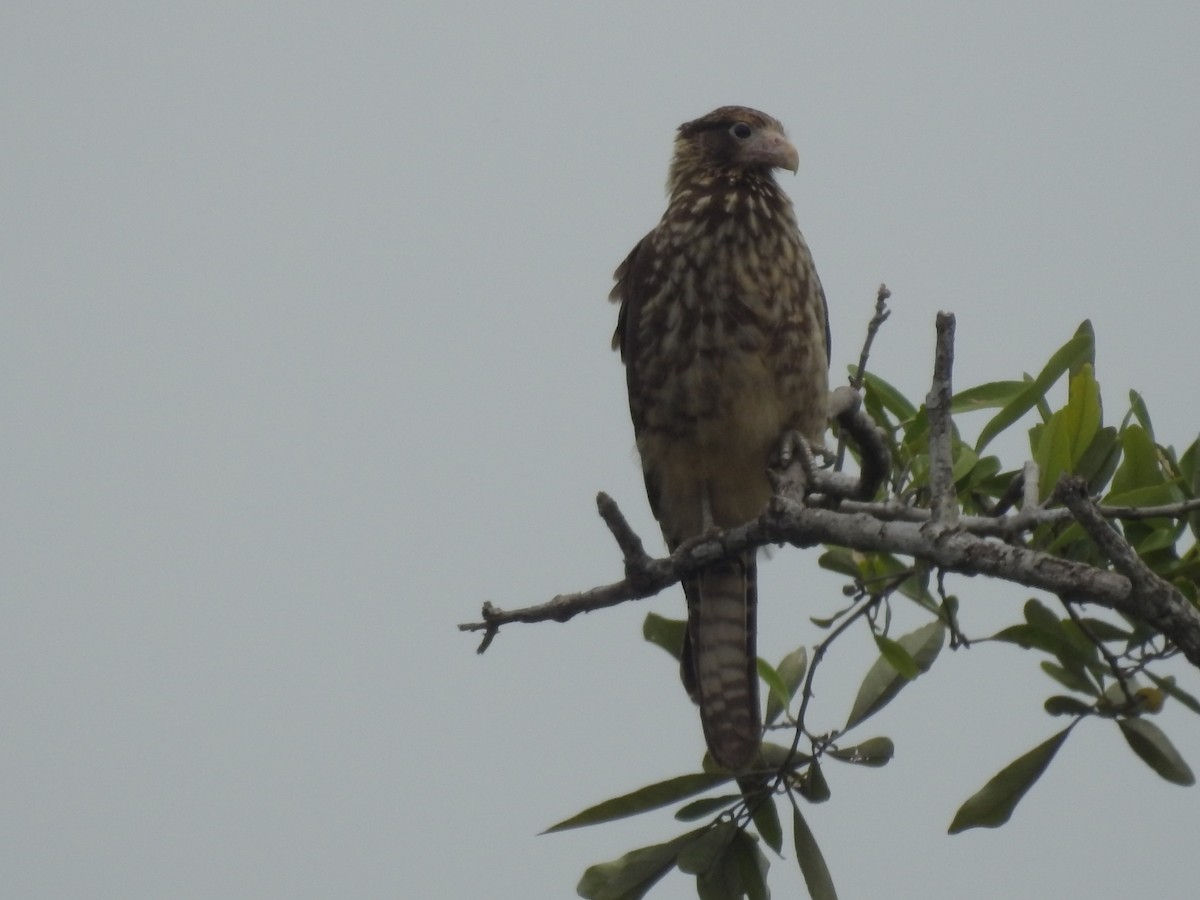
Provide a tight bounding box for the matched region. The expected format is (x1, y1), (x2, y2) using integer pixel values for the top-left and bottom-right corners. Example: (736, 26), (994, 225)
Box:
(948, 728), (1071, 833)
(1064, 365), (1102, 461)
(1127, 389), (1154, 440)
(951, 380), (1029, 413)
(846, 621), (945, 729)
(1068, 319), (1097, 376)
(1023, 598), (1060, 633)
(577, 829), (705, 900)
(643, 613), (686, 662)
(1111, 425), (1164, 496)
(1034, 411), (1072, 500)
(1074, 426), (1122, 493)
(793, 806), (838, 900)
(675, 795), (743, 822)
(1135, 522), (1184, 555)
(1145, 672), (1200, 716)
(1173, 574), (1200, 604)
(545, 773), (731, 833)
(1040, 661), (1098, 696)
(1074, 616), (1131, 642)
(750, 794), (784, 855)
(817, 547), (860, 578)
(1104, 482), (1182, 508)
(960, 455), (1003, 495)
(991, 624), (1064, 656)
(976, 330), (1094, 452)
(1033, 364), (1102, 497)
(901, 405), (931, 452)
(729, 831), (770, 900)
(695, 860), (737, 900)
(678, 821), (737, 875)
(755, 741), (811, 771)
(1179, 436), (1200, 489)
(1044, 695), (1093, 717)
(1118, 718), (1196, 785)
(765, 646), (808, 725)
(861, 371), (918, 421)
(799, 759), (831, 803)
(809, 612), (843, 629)
(828, 736), (895, 767)
(694, 831), (770, 900)
(757, 659), (792, 726)
(1178, 436), (1200, 538)
(1017, 599), (1101, 676)
(949, 442), (979, 487)
(873, 633), (920, 680)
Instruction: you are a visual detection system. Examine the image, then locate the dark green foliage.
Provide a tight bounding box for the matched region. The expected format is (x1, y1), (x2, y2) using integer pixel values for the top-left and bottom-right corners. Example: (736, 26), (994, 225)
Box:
(949, 728), (1073, 832)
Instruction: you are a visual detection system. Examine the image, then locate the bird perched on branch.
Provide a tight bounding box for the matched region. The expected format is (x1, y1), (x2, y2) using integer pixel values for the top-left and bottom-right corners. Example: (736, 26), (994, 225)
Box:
(609, 106), (830, 770)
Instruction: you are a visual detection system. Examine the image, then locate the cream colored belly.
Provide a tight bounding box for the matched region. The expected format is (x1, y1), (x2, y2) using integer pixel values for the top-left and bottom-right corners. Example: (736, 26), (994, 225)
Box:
(641, 352), (788, 543)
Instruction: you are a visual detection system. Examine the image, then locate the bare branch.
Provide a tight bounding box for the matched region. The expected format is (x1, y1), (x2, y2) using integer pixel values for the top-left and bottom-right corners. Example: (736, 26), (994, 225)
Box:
(815, 387), (890, 502)
(596, 491), (653, 580)
(1055, 477), (1162, 593)
(836, 284), (892, 471)
(1055, 476), (1200, 664)
(1022, 460), (1041, 511)
(926, 312), (958, 526)
(461, 482), (1200, 667)
(1062, 599), (1134, 702)
(849, 283), (892, 393)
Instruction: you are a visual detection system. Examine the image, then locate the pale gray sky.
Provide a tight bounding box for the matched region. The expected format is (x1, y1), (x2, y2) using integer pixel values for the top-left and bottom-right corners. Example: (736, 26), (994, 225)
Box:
(4, 3), (1199, 898)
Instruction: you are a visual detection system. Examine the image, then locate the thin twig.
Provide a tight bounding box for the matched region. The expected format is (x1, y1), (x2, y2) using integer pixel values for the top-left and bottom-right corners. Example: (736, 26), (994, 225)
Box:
(788, 593), (880, 759)
(835, 284), (892, 471)
(1061, 600), (1134, 703)
(850, 284), (892, 393)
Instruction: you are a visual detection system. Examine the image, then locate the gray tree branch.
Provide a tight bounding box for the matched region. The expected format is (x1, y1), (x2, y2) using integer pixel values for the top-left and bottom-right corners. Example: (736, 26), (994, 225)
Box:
(460, 483), (1200, 667)
(926, 312), (958, 526)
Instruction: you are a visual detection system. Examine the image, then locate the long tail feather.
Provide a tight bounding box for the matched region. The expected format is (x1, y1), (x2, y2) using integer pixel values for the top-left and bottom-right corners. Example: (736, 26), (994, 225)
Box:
(681, 553), (760, 770)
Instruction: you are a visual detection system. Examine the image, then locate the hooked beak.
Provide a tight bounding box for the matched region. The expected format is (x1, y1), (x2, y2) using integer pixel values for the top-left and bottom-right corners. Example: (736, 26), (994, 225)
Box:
(742, 127), (799, 174)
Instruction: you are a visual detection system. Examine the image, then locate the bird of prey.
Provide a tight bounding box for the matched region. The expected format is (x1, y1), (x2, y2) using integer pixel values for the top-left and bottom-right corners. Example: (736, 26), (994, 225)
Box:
(609, 106), (829, 770)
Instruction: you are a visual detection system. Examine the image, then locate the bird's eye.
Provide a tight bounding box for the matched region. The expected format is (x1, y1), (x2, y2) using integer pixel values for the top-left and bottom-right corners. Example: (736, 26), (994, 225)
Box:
(730, 123), (753, 140)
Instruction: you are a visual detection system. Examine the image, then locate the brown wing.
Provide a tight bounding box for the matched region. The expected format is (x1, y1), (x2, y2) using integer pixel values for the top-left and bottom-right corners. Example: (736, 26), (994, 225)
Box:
(610, 231), (669, 523)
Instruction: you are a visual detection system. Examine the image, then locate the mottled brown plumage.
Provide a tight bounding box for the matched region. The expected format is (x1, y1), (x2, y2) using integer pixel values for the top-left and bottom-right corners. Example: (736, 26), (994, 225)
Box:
(610, 107), (829, 770)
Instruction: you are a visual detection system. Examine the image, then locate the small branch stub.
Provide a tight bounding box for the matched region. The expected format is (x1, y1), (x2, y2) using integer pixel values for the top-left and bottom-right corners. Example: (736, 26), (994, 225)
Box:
(926, 312), (958, 526)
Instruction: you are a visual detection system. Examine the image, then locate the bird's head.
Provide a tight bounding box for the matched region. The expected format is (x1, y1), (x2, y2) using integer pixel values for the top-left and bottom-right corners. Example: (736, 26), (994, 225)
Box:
(667, 106), (799, 195)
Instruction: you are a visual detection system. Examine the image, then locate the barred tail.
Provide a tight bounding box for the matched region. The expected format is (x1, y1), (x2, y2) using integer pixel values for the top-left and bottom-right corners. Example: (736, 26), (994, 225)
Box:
(681, 552), (760, 770)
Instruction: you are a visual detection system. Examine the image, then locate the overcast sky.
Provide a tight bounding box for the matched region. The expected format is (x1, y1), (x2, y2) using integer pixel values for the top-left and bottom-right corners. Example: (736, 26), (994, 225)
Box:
(5, 3), (1199, 898)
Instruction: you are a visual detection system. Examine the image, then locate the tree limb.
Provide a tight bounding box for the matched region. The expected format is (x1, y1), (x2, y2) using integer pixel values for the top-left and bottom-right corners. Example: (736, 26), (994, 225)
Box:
(461, 484), (1200, 667)
(1055, 476), (1200, 664)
